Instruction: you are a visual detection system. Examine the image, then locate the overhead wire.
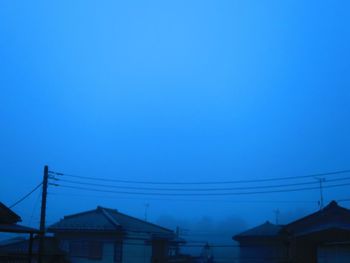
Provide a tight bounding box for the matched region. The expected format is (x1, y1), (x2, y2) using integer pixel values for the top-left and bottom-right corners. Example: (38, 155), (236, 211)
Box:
(49, 169), (350, 185)
(46, 168), (350, 200)
(43, 169), (350, 263)
(55, 176), (350, 192)
(9, 182), (42, 208)
(52, 181), (350, 196)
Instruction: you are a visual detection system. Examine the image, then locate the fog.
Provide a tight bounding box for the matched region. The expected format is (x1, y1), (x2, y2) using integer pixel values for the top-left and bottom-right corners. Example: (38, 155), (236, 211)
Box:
(1, 1), (350, 261)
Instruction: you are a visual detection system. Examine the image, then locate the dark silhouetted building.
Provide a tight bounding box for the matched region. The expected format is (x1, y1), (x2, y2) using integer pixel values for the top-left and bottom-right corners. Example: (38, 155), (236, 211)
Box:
(48, 206), (182, 263)
(233, 200), (350, 263)
(0, 202), (40, 263)
(234, 221), (287, 263)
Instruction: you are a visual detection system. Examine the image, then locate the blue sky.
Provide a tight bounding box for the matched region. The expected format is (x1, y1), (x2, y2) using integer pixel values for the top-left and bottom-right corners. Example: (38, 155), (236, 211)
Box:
(1, 0), (350, 234)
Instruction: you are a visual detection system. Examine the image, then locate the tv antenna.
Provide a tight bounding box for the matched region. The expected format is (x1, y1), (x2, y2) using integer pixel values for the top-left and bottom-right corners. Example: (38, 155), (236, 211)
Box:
(314, 177), (326, 209)
(273, 209), (280, 225)
(144, 203), (150, 221)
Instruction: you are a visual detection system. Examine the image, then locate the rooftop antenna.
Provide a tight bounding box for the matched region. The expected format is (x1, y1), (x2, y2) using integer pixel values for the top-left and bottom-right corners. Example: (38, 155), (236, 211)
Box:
(315, 177), (326, 209)
(144, 203), (149, 221)
(273, 209), (280, 225)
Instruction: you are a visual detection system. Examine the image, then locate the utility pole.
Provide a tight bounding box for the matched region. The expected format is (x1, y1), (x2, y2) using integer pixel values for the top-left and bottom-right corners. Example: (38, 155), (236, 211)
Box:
(38, 165), (49, 263)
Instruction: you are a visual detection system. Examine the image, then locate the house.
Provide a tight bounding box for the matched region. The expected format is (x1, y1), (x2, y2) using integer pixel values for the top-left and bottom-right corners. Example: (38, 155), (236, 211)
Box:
(0, 236), (67, 263)
(48, 206), (183, 263)
(233, 221), (288, 263)
(0, 202), (39, 235)
(233, 200), (350, 263)
(283, 200), (350, 263)
(0, 202), (40, 263)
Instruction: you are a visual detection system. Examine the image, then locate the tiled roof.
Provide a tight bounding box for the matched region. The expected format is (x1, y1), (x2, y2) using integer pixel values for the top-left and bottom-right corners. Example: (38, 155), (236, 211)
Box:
(233, 221), (283, 240)
(0, 202), (21, 224)
(49, 206), (174, 238)
(284, 200), (350, 236)
(0, 236), (64, 255)
(234, 200), (350, 242)
(0, 224), (39, 234)
(101, 207), (173, 235)
(48, 207), (121, 232)
(0, 202), (39, 234)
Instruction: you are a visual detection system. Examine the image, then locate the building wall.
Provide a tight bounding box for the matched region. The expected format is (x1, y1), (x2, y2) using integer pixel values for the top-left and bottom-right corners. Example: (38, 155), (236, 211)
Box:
(318, 244), (350, 263)
(122, 239), (152, 263)
(289, 239), (317, 263)
(67, 240), (153, 263)
(68, 242), (114, 263)
(55, 232), (159, 263)
(238, 240), (288, 263)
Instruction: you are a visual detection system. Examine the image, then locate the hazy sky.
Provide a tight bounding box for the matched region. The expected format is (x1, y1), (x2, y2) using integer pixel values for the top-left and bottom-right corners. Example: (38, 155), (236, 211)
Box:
(1, 0), (350, 240)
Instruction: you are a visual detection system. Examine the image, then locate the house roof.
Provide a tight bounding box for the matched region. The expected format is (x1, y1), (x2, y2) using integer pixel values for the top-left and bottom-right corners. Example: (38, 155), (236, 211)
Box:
(233, 200), (350, 243)
(0, 202), (39, 234)
(0, 236), (65, 256)
(0, 202), (21, 224)
(284, 200), (350, 236)
(0, 224), (39, 234)
(49, 206), (175, 238)
(0, 237), (26, 246)
(233, 221), (283, 240)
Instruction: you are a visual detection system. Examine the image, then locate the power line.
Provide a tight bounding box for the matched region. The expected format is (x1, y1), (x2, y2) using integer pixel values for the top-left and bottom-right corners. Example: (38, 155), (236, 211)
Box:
(9, 183), (43, 208)
(49, 169), (350, 185)
(52, 181), (350, 196)
(55, 176), (350, 192)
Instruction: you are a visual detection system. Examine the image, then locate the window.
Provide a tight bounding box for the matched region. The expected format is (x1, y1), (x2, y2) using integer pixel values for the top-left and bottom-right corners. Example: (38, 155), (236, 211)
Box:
(114, 240), (123, 263)
(69, 241), (88, 257)
(152, 240), (168, 262)
(88, 241), (103, 259)
(59, 240), (69, 253)
(69, 241), (102, 259)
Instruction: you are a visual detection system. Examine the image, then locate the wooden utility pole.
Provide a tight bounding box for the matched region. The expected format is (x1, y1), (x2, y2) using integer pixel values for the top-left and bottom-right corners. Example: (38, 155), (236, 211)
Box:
(38, 165), (49, 263)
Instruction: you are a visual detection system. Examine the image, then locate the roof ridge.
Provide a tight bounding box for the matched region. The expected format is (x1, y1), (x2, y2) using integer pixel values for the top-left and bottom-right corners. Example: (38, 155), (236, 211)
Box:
(49, 206), (174, 235)
(99, 207), (121, 229)
(104, 207), (174, 233)
(234, 221), (283, 239)
(0, 202), (22, 223)
(63, 208), (100, 219)
(285, 200), (349, 228)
